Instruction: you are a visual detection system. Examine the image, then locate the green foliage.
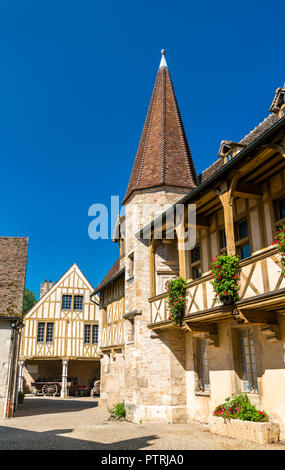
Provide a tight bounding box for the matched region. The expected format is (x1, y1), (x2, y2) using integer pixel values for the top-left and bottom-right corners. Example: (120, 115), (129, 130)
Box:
(165, 277), (187, 325)
(210, 254), (240, 304)
(23, 288), (37, 315)
(273, 224), (285, 276)
(213, 393), (268, 422)
(109, 402), (126, 419)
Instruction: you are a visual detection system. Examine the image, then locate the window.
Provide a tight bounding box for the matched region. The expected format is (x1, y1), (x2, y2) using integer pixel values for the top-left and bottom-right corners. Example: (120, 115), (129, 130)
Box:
(92, 324), (99, 344)
(190, 245), (202, 280)
(128, 252), (134, 279)
(196, 338), (210, 392)
(62, 295), (72, 310)
(37, 322), (54, 343)
(74, 295), (83, 310)
(37, 323), (45, 342)
(239, 328), (258, 393)
(84, 324), (91, 344)
(46, 323), (54, 343)
(274, 197), (285, 222)
(84, 324), (99, 344)
(235, 218), (251, 260)
(219, 229), (227, 253)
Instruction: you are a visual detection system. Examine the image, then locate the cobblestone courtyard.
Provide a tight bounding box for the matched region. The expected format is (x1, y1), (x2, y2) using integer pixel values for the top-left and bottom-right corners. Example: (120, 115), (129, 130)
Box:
(0, 397), (285, 450)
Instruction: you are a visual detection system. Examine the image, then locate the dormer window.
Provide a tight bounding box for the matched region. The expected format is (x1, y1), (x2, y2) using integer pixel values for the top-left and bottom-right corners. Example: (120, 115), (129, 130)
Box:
(269, 87), (285, 116)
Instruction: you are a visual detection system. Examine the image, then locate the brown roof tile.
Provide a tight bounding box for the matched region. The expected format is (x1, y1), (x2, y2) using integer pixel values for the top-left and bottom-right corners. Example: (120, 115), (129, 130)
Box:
(94, 258), (124, 294)
(122, 61), (198, 204)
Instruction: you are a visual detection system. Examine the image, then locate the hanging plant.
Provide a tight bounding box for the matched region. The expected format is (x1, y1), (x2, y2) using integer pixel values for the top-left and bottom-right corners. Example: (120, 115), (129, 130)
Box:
(165, 277), (187, 325)
(273, 224), (285, 277)
(210, 254), (240, 305)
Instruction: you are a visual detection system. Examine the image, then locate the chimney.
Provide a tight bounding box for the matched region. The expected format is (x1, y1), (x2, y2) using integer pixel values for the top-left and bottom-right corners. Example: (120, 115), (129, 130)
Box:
(40, 279), (54, 298)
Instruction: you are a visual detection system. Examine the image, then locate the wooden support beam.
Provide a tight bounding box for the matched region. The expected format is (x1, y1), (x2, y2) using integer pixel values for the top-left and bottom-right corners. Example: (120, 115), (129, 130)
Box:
(237, 308), (277, 325)
(175, 224), (187, 279)
(267, 142), (285, 159)
(186, 215), (211, 230)
(215, 174), (240, 256)
(148, 238), (156, 298)
(234, 182), (263, 199)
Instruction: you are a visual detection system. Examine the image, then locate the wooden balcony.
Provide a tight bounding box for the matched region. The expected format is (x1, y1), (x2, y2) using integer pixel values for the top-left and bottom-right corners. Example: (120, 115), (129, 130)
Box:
(149, 246), (285, 327)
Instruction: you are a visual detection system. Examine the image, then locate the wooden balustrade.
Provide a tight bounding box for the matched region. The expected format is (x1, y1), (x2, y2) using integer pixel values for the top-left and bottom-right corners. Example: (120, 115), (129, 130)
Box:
(149, 246), (285, 325)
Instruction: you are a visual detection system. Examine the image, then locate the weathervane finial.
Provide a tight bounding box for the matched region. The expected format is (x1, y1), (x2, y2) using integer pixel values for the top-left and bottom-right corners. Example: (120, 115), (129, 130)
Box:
(159, 49), (167, 69)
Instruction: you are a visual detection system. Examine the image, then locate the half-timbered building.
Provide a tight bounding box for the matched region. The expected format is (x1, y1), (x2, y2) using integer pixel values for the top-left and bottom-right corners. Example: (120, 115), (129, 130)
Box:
(92, 51), (285, 439)
(20, 263), (100, 397)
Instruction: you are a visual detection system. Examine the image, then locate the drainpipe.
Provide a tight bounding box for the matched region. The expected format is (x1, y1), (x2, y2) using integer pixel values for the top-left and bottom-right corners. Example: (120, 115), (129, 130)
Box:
(5, 321), (18, 418)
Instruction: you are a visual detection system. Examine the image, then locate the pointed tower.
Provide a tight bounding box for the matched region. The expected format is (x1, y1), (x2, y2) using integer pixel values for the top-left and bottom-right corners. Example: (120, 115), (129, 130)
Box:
(123, 50), (197, 204)
(120, 51), (192, 425)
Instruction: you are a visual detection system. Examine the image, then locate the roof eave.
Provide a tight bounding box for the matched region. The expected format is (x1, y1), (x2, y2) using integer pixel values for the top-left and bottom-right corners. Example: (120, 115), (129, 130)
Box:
(136, 115), (285, 239)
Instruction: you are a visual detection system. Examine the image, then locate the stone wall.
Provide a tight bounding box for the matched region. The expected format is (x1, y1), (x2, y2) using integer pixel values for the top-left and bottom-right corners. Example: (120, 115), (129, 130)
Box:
(100, 350), (125, 407)
(123, 188), (188, 423)
(0, 237), (28, 417)
(0, 237), (28, 317)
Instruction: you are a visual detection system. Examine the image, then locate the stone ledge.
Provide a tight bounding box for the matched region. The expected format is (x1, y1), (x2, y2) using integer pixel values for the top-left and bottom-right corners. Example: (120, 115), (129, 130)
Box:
(125, 402), (187, 424)
(209, 415), (280, 444)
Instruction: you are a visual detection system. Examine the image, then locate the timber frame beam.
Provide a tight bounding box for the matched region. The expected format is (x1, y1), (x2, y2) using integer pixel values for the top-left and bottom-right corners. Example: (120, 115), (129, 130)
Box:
(148, 238), (156, 297)
(215, 172), (240, 255)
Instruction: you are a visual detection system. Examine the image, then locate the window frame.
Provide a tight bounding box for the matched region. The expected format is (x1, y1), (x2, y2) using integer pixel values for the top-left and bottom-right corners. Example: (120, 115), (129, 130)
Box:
(194, 337), (210, 394)
(61, 294), (84, 311)
(234, 217), (251, 260)
(238, 327), (259, 394)
(274, 196), (285, 226)
(84, 323), (99, 345)
(190, 244), (202, 280)
(37, 321), (54, 344)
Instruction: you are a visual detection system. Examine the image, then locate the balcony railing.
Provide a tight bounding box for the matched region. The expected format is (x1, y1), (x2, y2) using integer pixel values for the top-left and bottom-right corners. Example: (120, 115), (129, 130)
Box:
(149, 246), (285, 325)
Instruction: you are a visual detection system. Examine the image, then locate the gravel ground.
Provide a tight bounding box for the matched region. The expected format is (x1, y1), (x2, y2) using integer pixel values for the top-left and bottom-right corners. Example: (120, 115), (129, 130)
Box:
(0, 396), (284, 450)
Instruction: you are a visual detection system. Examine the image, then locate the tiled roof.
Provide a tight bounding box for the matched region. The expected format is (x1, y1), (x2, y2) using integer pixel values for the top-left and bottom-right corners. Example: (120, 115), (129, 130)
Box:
(239, 113), (280, 146)
(94, 258), (124, 294)
(199, 112), (282, 184)
(122, 62), (198, 204)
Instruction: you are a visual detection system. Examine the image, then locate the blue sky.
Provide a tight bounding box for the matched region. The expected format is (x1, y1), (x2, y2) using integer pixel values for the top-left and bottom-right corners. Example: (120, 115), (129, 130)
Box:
(0, 0), (284, 298)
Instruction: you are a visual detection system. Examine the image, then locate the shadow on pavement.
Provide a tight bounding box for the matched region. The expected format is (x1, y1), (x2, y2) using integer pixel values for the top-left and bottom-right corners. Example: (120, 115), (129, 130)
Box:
(14, 397), (98, 417)
(0, 424), (158, 450)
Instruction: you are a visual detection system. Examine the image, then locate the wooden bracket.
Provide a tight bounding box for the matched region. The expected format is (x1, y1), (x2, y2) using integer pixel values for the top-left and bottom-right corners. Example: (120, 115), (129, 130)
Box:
(182, 322), (219, 346)
(267, 142), (285, 159)
(260, 324), (280, 342)
(204, 332), (219, 347)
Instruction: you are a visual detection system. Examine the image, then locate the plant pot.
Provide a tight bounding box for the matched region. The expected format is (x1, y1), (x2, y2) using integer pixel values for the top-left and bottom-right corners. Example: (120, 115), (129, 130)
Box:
(209, 415), (280, 444)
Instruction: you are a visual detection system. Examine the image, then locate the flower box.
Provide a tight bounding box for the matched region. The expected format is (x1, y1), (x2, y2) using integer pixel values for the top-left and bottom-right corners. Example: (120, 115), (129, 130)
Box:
(209, 415), (280, 444)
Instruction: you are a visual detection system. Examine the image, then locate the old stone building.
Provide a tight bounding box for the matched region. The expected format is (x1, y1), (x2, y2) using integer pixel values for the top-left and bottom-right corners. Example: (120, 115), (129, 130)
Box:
(0, 236), (28, 417)
(20, 263), (101, 397)
(92, 51), (285, 438)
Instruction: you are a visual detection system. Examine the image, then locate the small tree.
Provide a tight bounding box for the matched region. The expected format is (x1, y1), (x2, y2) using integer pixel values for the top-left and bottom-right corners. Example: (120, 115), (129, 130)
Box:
(23, 288), (37, 315)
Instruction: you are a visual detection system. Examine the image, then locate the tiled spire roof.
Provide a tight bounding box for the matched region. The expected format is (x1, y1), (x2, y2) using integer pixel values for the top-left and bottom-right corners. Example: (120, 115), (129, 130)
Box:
(122, 50), (198, 204)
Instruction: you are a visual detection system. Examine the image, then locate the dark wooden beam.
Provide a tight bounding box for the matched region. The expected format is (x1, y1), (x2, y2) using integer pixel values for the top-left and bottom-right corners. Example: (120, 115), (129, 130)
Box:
(234, 182), (263, 199)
